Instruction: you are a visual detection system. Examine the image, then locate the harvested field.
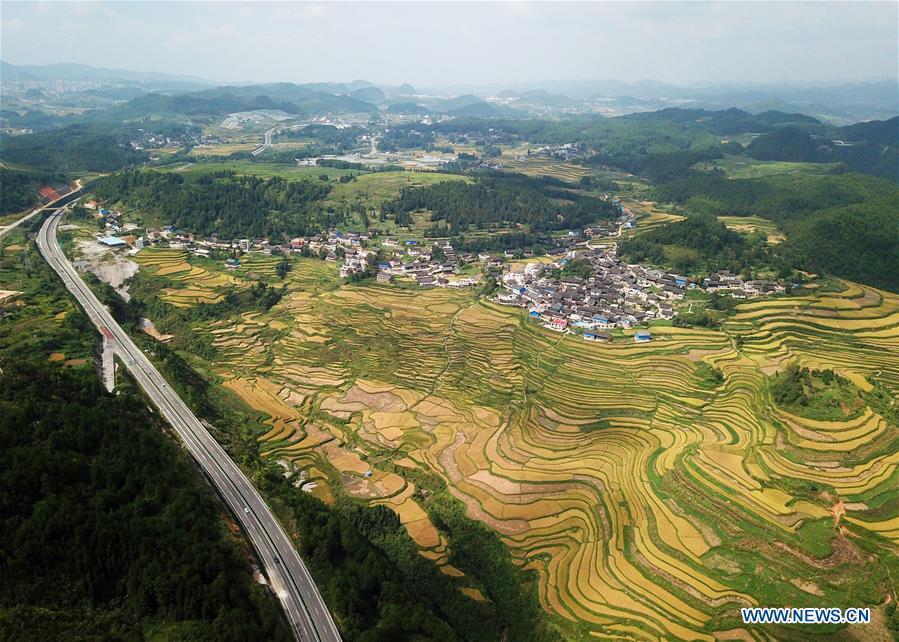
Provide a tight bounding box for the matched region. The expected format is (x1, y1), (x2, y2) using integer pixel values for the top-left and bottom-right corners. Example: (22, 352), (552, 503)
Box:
(135, 247), (239, 306)
(159, 269), (899, 639)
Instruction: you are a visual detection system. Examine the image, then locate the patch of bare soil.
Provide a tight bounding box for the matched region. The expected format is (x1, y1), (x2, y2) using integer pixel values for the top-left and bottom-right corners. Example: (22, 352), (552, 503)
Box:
(843, 602), (895, 642)
(789, 578), (824, 596)
(832, 499), (846, 525)
(75, 239), (139, 300)
(140, 318), (173, 342)
(0, 290), (21, 302)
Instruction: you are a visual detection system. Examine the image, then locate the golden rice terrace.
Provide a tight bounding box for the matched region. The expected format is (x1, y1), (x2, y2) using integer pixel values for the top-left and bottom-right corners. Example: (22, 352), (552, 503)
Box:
(175, 258), (898, 640)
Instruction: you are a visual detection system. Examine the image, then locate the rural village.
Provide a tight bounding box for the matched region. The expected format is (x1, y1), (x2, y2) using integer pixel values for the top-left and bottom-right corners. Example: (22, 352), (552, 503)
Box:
(79, 195), (787, 346)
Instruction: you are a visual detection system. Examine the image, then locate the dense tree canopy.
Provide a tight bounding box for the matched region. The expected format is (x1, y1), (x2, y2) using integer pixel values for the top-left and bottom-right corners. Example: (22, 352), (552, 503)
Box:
(0, 167), (64, 215)
(620, 214), (767, 275)
(747, 127), (823, 162)
(90, 170), (334, 239)
(0, 124), (148, 173)
(655, 173), (899, 291)
(746, 119), (899, 181)
(0, 363), (290, 640)
(383, 174), (619, 233)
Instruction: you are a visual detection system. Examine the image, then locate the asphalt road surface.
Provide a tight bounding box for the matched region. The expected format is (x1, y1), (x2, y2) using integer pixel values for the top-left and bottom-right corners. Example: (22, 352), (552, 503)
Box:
(252, 127), (276, 156)
(37, 204), (341, 642)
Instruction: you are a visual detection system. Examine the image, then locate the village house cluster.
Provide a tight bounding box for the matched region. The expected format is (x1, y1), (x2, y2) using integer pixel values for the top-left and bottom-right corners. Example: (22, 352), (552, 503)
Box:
(373, 240), (480, 289)
(496, 245), (686, 341)
(84, 194), (783, 329)
(129, 130), (211, 152)
(703, 270), (785, 298)
(515, 143), (584, 162)
(495, 245), (786, 342)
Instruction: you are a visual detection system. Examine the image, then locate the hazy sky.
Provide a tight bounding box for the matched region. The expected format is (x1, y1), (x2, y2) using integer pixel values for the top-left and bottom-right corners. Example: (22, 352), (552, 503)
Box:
(2, 1), (897, 87)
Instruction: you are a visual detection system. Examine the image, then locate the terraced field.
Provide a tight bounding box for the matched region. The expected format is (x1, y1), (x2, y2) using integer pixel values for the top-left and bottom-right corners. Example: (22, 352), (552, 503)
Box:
(160, 261), (899, 640)
(500, 157), (595, 182)
(134, 248), (239, 306)
(622, 200), (686, 236)
(718, 215), (786, 245)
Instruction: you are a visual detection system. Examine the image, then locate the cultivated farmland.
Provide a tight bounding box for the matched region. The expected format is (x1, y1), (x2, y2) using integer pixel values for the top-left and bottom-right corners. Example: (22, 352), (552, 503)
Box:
(134, 248), (239, 306)
(144, 258), (899, 640)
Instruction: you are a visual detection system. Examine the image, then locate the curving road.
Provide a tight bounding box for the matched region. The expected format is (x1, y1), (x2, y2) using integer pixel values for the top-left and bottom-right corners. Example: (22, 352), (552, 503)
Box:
(37, 204), (341, 642)
(252, 126), (277, 156)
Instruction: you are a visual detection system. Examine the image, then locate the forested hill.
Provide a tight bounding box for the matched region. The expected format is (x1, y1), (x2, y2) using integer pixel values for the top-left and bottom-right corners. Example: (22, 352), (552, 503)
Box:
(90, 170), (334, 239)
(746, 118), (899, 181)
(656, 173), (899, 292)
(619, 214), (765, 276)
(0, 167), (65, 215)
(0, 363), (291, 640)
(82, 83), (379, 122)
(623, 107), (822, 135)
(392, 109), (896, 182)
(0, 124), (148, 174)
(592, 109), (898, 182)
(381, 175), (620, 234)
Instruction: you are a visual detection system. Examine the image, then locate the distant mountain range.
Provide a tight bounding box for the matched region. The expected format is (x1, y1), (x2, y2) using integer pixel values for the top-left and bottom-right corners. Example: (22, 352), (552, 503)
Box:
(1, 61), (212, 87)
(3, 61), (896, 124)
(441, 79), (899, 123)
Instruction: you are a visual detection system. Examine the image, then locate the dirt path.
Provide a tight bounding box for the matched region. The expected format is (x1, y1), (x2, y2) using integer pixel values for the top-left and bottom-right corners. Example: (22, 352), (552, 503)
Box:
(831, 498), (846, 525)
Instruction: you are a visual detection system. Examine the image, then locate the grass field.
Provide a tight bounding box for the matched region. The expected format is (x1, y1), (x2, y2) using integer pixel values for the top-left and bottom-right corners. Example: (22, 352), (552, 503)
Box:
(323, 170), (470, 209)
(136, 246), (899, 640)
(695, 154), (843, 179)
